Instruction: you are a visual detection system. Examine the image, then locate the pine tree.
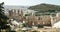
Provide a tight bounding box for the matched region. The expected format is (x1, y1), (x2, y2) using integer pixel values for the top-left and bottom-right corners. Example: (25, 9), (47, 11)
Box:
(0, 2), (10, 31)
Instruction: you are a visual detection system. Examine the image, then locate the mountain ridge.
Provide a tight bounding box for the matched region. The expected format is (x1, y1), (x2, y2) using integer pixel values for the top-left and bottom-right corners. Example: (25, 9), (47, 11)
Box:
(4, 5), (29, 9)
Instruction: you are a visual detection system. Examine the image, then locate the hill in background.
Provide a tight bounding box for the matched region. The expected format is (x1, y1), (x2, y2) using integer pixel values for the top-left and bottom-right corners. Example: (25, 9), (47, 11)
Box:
(28, 3), (60, 16)
(28, 3), (60, 12)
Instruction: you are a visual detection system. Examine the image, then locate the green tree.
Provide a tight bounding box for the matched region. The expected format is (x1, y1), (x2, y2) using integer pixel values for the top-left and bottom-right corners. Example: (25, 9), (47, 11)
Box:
(0, 2), (10, 32)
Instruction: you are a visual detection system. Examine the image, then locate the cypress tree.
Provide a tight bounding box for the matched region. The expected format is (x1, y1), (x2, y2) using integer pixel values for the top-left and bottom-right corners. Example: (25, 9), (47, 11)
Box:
(0, 2), (10, 32)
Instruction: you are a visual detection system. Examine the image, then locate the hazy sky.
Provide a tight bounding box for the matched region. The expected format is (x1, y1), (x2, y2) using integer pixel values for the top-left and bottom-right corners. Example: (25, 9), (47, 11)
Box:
(0, 0), (60, 6)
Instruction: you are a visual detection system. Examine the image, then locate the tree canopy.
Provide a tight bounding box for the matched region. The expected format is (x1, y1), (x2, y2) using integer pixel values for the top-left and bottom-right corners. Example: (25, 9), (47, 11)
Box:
(0, 2), (10, 30)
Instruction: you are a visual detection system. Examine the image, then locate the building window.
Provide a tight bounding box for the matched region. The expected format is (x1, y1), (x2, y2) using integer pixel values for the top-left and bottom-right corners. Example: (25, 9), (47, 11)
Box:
(38, 17), (42, 20)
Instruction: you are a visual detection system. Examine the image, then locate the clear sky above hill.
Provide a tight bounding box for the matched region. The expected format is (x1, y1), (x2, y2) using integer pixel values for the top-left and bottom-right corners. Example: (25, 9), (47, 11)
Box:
(0, 0), (60, 6)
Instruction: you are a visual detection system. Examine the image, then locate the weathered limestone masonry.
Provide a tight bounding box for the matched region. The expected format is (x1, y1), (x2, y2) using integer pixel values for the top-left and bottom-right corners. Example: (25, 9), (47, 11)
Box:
(26, 15), (51, 26)
(8, 9), (60, 28)
(50, 12), (60, 28)
(8, 9), (24, 22)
